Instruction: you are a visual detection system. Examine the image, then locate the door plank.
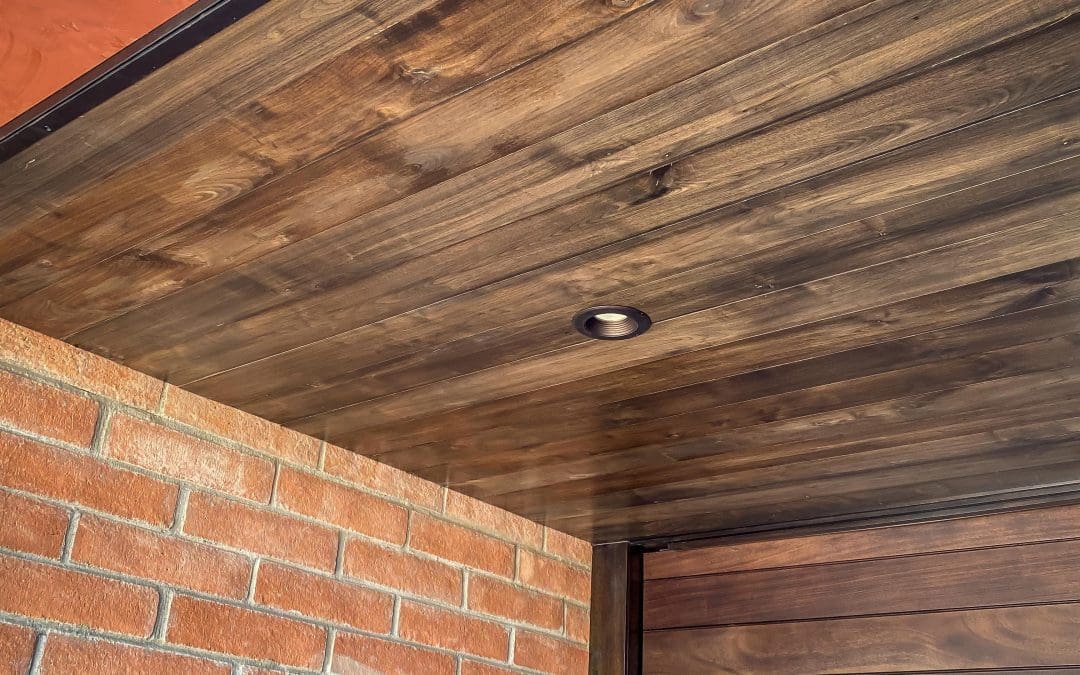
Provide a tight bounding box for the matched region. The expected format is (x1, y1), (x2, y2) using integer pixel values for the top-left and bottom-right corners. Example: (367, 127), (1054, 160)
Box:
(644, 502), (1080, 579)
(642, 604), (1080, 673)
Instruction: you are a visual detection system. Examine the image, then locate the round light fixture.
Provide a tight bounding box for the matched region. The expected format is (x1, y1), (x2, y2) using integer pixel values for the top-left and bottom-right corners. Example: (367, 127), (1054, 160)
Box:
(572, 305), (652, 340)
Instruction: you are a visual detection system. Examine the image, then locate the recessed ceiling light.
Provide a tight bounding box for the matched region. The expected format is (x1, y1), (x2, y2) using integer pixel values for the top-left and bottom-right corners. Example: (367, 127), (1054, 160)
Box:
(572, 305), (652, 340)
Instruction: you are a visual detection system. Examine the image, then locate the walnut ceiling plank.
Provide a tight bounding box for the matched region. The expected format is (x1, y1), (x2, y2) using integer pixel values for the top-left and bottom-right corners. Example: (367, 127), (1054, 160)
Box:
(581, 453), (1080, 543)
(479, 336), (1079, 516)
(181, 16), (1080, 422)
(47, 0), (1069, 380)
(2, 0), (866, 339)
(42, 0), (876, 360)
(234, 101), (1080, 429)
(0, 0), (443, 231)
(448, 308), (1080, 497)
(239, 137), (1080, 429)
(293, 175), (1080, 438)
(0, 0), (655, 314)
(548, 392), (1080, 540)
(554, 370), (1080, 513)
(352, 169), (1080, 474)
(137, 11), (1080, 416)
(356, 258), (1080, 473)
(439, 350), (1080, 503)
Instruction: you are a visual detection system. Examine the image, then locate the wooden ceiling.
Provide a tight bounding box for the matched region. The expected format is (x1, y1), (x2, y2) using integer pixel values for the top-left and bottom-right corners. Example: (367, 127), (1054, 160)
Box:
(2, 0), (1078, 544)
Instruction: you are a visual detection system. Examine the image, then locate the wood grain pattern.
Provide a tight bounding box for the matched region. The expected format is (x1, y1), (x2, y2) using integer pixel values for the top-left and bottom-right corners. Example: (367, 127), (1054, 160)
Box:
(643, 604), (1080, 673)
(645, 502), (1080, 578)
(62, 5), (1080, 382)
(645, 538), (1080, 628)
(642, 504), (1080, 673)
(2, 0), (1078, 544)
(589, 543), (642, 675)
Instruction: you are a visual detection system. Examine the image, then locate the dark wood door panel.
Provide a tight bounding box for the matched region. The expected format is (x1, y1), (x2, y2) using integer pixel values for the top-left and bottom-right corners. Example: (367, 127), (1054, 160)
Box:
(643, 604), (1080, 673)
(644, 538), (1080, 628)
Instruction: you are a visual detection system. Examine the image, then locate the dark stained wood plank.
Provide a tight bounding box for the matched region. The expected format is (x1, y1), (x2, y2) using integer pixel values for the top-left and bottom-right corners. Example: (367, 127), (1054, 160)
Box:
(0, 0), (660, 309)
(291, 190), (1080, 435)
(509, 403), (1080, 528)
(354, 178), (1080, 475)
(642, 604), (1080, 673)
(48, 1), (1077, 379)
(0, 0), (873, 324)
(0, 0), (442, 219)
(547, 396), (1080, 540)
(589, 543), (643, 675)
(458, 326), (1080, 500)
(644, 538), (1080, 629)
(644, 502), (1080, 579)
(358, 258), (1080, 472)
(194, 104), (1080, 424)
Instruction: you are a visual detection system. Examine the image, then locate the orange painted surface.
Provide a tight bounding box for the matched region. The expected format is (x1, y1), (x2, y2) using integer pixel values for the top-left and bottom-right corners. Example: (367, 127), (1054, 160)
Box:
(0, 0), (198, 126)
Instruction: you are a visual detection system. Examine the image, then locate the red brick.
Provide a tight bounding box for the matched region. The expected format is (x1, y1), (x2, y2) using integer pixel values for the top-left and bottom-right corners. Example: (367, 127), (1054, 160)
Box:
(106, 415), (274, 502)
(184, 491), (338, 571)
(0, 369), (99, 447)
(276, 467), (408, 544)
(518, 550), (591, 604)
(332, 633), (455, 675)
(72, 515), (251, 598)
(163, 386), (319, 466)
(342, 538), (461, 604)
(41, 634), (230, 674)
(545, 528), (592, 567)
(566, 604), (590, 644)
(0, 622), (35, 675)
(398, 601), (509, 661)
(0, 431), (177, 525)
(461, 661), (519, 675)
(468, 575), (563, 630)
(514, 631), (589, 675)
(410, 514), (514, 577)
(167, 595), (326, 669)
(0, 490), (68, 557)
(323, 444), (442, 510)
(0, 319), (163, 410)
(254, 561), (393, 633)
(446, 491), (544, 549)
(0, 554), (157, 636)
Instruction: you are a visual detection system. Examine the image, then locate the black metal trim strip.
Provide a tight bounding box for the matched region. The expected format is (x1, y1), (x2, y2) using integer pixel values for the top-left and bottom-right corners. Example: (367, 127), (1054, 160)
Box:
(0, 0), (268, 164)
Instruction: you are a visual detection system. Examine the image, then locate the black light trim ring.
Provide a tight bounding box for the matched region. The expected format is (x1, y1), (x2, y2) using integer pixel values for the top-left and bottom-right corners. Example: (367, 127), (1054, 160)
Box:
(572, 305), (652, 340)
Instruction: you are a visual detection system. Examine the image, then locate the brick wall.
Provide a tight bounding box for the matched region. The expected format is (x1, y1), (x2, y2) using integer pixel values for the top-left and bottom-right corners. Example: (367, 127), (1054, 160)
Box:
(0, 319), (591, 674)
